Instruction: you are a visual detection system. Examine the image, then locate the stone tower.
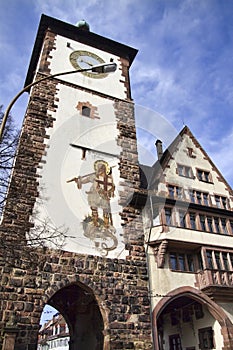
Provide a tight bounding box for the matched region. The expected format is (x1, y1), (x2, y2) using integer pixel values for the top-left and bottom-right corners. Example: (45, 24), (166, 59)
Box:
(0, 14), (153, 350)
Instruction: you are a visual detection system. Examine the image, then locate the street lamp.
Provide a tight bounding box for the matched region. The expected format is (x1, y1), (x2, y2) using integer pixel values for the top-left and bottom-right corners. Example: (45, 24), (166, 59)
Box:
(0, 62), (117, 142)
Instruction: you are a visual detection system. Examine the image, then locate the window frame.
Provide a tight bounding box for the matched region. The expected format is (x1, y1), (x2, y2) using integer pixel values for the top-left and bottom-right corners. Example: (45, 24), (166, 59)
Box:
(165, 207), (173, 226)
(196, 168), (212, 183)
(214, 194), (229, 209)
(189, 189), (210, 206)
(177, 164), (193, 178)
(198, 327), (214, 350)
(167, 184), (184, 199)
(203, 248), (233, 272)
(169, 251), (196, 272)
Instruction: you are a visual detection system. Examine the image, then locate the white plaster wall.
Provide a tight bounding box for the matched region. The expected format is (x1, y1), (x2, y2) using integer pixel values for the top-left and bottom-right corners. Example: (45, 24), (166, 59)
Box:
(147, 246), (196, 310)
(48, 35), (127, 99)
(31, 83), (126, 258)
(149, 226), (233, 250)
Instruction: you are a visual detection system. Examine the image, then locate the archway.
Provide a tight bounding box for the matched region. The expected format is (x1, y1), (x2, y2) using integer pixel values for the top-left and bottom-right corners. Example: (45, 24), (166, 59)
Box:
(47, 283), (105, 350)
(152, 286), (233, 350)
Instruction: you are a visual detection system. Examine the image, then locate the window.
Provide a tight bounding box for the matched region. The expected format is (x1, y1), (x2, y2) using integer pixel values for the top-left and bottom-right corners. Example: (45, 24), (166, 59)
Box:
(214, 218), (220, 233)
(170, 253), (178, 270)
(199, 215), (206, 231)
(189, 190), (210, 206)
(198, 251), (204, 270)
(169, 252), (195, 272)
(189, 190), (195, 203)
(215, 195), (228, 209)
(81, 106), (91, 117)
(196, 191), (202, 204)
(187, 254), (195, 272)
(215, 195), (221, 208)
(177, 187), (183, 199)
(205, 250), (233, 271)
(194, 303), (204, 319)
(168, 184), (183, 199)
(177, 164), (193, 178)
(206, 250), (213, 269)
(207, 216), (213, 232)
(214, 252), (222, 270)
(197, 169), (211, 183)
(168, 185), (183, 199)
(174, 208), (230, 235)
(230, 253), (233, 269)
(230, 221), (233, 234)
(220, 218), (228, 234)
(222, 252), (230, 271)
(169, 334), (182, 350)
(222, 197), (228, 209)
(178, 254), (185, 271)
(178, 210), (186, 228)
(198, 327), (214, 349)
(168, 185), (175, 198)
(165, 208), (172, 225)
(189, 212), (196, 229)
(60, 324), (65, 333)
(203, 193), (209, 206)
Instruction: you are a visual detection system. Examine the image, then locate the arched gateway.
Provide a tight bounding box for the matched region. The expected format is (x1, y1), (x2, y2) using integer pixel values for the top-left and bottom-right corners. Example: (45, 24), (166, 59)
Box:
(47, 283), (105, 350)
(152, 287), (233, 350)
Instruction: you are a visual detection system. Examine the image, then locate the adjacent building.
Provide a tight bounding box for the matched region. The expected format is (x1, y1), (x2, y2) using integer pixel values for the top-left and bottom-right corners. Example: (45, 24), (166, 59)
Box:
(138, 126), (233, 349)
(38, 313), (69, 350)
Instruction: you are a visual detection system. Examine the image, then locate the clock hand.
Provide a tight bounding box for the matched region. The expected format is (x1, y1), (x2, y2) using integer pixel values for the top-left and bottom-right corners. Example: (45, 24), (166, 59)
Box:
(80, 59), (94, 67)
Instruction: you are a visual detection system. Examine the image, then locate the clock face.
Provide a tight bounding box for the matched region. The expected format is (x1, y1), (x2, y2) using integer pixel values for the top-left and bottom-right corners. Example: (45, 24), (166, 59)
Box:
(69, 50), (107, 79)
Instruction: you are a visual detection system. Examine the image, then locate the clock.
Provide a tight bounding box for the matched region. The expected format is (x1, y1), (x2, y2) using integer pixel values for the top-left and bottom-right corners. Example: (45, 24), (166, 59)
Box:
(69, 50), (107, 79)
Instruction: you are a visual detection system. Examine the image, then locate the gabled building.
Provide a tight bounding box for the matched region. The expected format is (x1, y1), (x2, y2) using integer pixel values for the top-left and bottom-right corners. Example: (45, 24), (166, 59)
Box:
(139, 126), (233, 349)
(38, 313), (69, 350)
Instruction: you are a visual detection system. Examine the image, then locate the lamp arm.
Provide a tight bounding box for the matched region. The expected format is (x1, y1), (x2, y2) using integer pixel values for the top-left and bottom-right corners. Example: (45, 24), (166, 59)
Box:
(0, 63), (116, 141)
(0, 69), (79, 141)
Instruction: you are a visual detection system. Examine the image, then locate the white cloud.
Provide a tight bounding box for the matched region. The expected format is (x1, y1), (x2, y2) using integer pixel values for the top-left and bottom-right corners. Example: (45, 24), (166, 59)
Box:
(1, 0), (233, 186)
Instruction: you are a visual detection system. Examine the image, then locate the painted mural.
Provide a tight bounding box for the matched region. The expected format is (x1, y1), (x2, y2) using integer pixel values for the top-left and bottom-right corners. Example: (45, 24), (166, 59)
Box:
(32, 100), (126, 259)
(67, 159), (118, 257)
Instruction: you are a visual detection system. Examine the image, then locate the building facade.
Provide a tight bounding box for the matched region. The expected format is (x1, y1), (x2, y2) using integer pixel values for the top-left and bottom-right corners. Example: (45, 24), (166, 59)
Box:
(38, 313), (69, 350)
(139, 126), (233, 349)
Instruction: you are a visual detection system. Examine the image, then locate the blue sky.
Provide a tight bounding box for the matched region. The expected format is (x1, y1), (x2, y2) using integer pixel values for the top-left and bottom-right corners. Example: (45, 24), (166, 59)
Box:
(1, 0), (233, 186)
